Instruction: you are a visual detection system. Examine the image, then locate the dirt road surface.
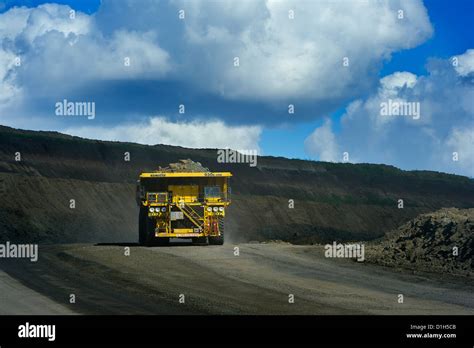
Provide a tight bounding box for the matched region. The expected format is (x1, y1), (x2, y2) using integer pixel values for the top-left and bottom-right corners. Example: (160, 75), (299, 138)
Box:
(1, 242), (472, 315)
(0, 270), (75, 315)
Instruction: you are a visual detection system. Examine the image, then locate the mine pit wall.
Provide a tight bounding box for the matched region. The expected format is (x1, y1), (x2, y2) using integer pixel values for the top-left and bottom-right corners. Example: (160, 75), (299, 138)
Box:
(1, 126), (473, 244)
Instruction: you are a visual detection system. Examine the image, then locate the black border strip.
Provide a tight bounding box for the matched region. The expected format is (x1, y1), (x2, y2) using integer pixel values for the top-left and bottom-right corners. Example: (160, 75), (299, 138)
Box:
(0, 315), (472, 347)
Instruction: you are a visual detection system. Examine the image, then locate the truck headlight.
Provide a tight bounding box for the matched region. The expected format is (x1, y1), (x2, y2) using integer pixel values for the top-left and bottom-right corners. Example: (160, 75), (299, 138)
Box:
(161, 207), (167, 212)
(213, 207), (218, 212)
(219, 207), (224, 212)
(149, 207), (155, 212)
(207, 207), (212, 212)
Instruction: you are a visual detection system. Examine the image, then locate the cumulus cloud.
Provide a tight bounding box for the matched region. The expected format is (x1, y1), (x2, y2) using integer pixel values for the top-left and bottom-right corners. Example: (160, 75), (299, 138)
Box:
(304, 49), (474, 177)
(0, 3), (170, 103)
(446, 127), (474, 175)
(174, 0), (432, 101)
(0, 0), (433, 112)
(0, 48), (18, 105)
(63, 116), (262, 150)
(454, 49), (474, 76)
(304, 119), (339, 162)
(0, 4), (91, 42)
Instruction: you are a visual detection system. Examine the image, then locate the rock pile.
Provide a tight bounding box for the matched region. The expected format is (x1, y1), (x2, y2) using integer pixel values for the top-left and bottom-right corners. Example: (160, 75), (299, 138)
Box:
(366, 208), (473, 277)
(157, 159), (210, 173)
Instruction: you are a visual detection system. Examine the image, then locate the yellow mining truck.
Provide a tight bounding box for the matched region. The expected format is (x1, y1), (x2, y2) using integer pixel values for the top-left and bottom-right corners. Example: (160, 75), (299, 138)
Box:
(136, 160), (231, 246)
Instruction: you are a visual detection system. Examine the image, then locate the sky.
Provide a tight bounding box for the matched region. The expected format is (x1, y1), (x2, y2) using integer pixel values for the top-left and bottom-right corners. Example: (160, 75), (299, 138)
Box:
(0, 0), (473, 176)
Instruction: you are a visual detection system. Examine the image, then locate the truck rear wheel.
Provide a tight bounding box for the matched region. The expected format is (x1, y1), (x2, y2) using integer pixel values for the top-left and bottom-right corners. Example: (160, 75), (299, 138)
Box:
(209, 218), (224, 245)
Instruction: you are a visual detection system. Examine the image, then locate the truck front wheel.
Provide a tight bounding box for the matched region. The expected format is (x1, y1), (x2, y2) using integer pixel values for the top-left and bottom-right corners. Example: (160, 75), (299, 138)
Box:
(144, 215), (160, 246)
(209, 218), (224, 245)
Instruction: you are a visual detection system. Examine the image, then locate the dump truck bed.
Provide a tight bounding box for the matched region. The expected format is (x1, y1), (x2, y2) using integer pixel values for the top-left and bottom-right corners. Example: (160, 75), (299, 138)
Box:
(140, 172), (232, 178)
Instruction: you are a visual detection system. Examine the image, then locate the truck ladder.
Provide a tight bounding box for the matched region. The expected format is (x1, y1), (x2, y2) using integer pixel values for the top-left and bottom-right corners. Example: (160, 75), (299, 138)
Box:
(176, 203), (203, 229)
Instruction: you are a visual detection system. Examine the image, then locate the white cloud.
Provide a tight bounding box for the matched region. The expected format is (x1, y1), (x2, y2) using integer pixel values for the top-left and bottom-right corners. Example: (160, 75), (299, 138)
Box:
(0, 4), (171, 102)
(454, 49), (474, 76)
(63, 116), (262, 150)
(0, 6), (31, 40)
(0, 49), (19, 105)
(0, 0), (434, 128)
(305, 49), (474, 177)
(174, 0), (432, 101)
(446, 127), (474, 175)
(304, 119), (339, 162)
(0, 5), (91, 42)
(380, 72), (418, 91)
(0, 0), (433, 105)
(12, 4), (91, 43)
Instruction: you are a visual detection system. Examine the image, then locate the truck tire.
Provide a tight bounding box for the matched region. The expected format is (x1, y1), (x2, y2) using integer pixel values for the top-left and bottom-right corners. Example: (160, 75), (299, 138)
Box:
(138, 207), (148, 245)
(192, 236), (208, 245)
(144, 215), (158, 246)
(146, 217), (169, 246)
(155, 237), (170, 246)
(209, 218), (224, 245)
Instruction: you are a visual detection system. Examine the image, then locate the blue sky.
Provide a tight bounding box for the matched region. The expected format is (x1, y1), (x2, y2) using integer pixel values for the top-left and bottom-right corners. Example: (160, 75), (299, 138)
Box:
(0, 0), (473, 176)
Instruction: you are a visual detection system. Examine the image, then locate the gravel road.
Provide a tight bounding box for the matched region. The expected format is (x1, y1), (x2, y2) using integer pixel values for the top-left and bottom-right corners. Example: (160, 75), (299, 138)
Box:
(1, 242), (472, 315)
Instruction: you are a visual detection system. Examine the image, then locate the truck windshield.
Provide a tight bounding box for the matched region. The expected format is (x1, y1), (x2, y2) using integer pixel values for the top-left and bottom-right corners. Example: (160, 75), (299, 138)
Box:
(204, 186), (221, 198)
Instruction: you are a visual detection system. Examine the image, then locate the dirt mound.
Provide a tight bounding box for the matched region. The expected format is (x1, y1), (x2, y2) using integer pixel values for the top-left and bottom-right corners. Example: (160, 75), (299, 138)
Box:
(157, 159), (209, 173)
(366, 208), (473, 277)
